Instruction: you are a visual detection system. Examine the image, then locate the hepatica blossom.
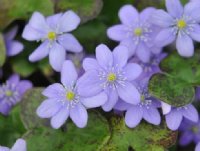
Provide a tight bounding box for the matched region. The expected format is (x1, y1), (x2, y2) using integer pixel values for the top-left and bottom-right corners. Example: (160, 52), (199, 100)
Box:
(37, 60), (107, 128)
(196, 142), (200, 151)
(4, 26), (23, 56)
(179, 119), (200, 146)
(162, 103), (199, 130)
(78, 44), (142, 111)
(107, 5), (161, 62)
(22, 10), (83, 71)
(0, 138), (26, 151)
(0, 74), (32, 115)
(152, 0), (200, 57)
(114, 84), (161, 128)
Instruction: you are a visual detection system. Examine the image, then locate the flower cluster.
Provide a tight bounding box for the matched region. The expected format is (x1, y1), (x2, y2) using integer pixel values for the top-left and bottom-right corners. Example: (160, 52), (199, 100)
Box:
(34, 0), (200, 133)
(1, 0), (200, 150)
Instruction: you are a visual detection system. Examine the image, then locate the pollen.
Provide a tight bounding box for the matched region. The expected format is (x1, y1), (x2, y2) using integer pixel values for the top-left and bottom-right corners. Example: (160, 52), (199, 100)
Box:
(191, 126), (199, 133)
(177, 19), (187, 29)
(5, 90), (13, 97)
(134, 28), (143, 36)
(47, 31), (56, 40)
(66, 91), (75, 101)
(107, 73), (117, 82)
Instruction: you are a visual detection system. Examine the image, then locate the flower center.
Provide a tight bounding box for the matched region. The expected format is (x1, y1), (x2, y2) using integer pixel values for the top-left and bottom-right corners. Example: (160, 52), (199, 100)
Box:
(134, 28), (143, 36)
(141, 94), (145, 102)
(66, 91), (75, 101)
(47, 32), (56, 40)
(5, 90), (13, 97)
(191, 126), (199, 134)
(107, 73), (117, 82)
(177, 19), (187, 29)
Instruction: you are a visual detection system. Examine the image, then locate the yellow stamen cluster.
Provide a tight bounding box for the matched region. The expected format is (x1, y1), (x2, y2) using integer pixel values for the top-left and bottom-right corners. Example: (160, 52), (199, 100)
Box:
(134, 28), (143, 36)
(177, 19), (187, 29)
(47, 32), (56, 40)
(66, 91), (75, 101)
(5, 90), (13, 97)
(107, 73), (117, 82)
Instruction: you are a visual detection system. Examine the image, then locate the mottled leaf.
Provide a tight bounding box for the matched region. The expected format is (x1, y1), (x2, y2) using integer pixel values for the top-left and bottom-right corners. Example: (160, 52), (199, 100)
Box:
(149, 74), (195, 107)
(99, 115), (177, 151)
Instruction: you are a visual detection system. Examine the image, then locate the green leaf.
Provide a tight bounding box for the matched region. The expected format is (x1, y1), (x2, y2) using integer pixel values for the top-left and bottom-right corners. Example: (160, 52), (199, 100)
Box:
(0, 0), (53, 30)
(0, 106), (26, 147)
(55, 0), (103, 23)
(0, 33), (6, 67)
(149, 74), (195, 107)
(23, 111), (110, 151)
(160, 51), (200, 85)
(100, 115), (177, 151)
(20, 88), (49, 130)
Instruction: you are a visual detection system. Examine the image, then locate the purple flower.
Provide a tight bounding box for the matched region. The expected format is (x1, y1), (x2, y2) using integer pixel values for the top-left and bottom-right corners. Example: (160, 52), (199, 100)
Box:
(151, 0), (200, 57)
(195, 87), (200, 101)
(179, 119), (200, 146)
(22, 11), (83, 71)
(0, 74), (32, 115)
(114, 84), (161, 128)
(196, 142), (200, 151)
(130, 52), (167, 85)
(163, 103), (199, 130)
(107, 5), (162, 62)
(78, 44), (142, 111)
(0, 138), (26, 151)
(3, 26), (23, 56)
(37, 60), (107, 128)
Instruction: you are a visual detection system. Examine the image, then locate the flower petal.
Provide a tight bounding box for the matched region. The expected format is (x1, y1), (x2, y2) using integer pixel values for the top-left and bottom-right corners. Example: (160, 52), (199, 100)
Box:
(82, 92), (107, 108)
(107, 25), (128, 41)
(16, 80), (32, 95)
(119, 5), (139, 26)
(58, 10), (80, 33)
(29, 41), (49, 62)
(58, 33), (83, 53)
(176, 33), (194, 57)
(46, 13), (62, 30)
(166, 110), (183, 130)
(0, 100), (11, 115)
(125, 106), (143, 128)
(166, 0), (183, 18)
(70, 103), (88, 128)
(7, 74), (20, 85)
(140, 7), (156, 22)
(161, 102), (171, 115)
(195, 142), (200, 151)
(11, 139), (26, 151)
(96, 44), (113, 68)
(77, 70), (102, 97)
(50, 107), (69, 129)
(36, 99), (61, 118)
(49, 42), (66, 72)
(151, 10), (174, 27)
(179, 131), (193, 146)
(155, 28), (176, 47)
(102, 89), (118, 112)
(184, 2), (200, 23)
(61, 60), (78, 87)
(4, 26), (18, 40)
(181, 105), (199, 122)
(6, 41), (23, 56)
(143, 107), (161, 125)
(113, 45), (128, 68)
(117, 82), (140, 105)
(42, 83), (65, 98)
(114, 100), (131, 111)
(123, 63), (142, 81)
(82, 58), (99, 71)
(22, 25), (45, 41)
(190, 24), (200, 42)
(120, 38), (137, 57)
(28, 12), (49, 33)
(136, 43), (151, 63)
